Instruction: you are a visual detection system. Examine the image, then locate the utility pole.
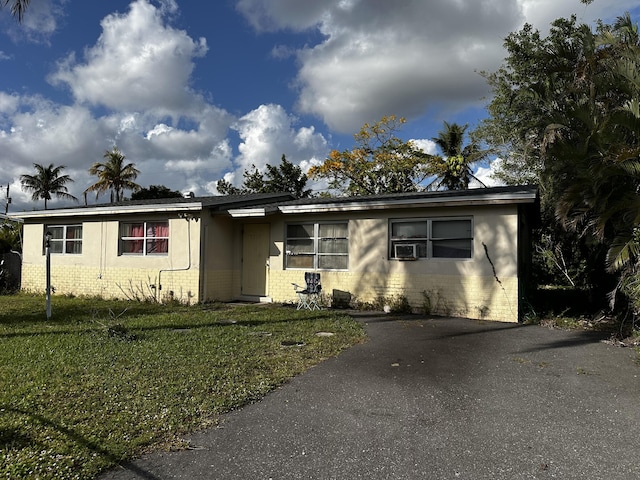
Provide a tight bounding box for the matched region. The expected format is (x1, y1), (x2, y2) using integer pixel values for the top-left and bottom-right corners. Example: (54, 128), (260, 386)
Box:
(45, 231), (52, 320)
(5, 184), (10, 214)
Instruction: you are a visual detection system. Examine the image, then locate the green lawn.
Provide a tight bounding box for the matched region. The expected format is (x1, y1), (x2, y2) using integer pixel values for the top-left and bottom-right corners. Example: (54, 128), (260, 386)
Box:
(0, 294), (366, 479)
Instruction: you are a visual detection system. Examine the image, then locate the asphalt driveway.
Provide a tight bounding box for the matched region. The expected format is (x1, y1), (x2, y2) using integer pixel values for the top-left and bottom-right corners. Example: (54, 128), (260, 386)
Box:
(100, 314), (640, 480)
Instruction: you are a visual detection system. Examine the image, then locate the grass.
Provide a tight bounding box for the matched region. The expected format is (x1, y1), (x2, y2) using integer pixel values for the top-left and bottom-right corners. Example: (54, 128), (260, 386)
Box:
(0, 294), (366, 479)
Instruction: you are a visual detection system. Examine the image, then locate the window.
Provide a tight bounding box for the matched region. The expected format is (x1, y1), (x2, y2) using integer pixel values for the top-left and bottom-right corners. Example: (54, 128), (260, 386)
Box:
(286, 222), (348, 270)
(390, 218), (472, 259)
(44, 225), (83, 254)
(120, 221), (169, 255)
(431, 219), (472, 258)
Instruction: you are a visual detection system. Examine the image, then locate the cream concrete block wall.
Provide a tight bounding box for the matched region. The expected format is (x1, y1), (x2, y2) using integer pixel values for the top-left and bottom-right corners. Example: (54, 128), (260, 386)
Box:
(202, 269), (236, 302)
(21, 263), (200, 303)
(268, 270), (519, 322)
(265, 205), (521, 322)
(21, 215), (202, 303)
(201, 215), (239, 301)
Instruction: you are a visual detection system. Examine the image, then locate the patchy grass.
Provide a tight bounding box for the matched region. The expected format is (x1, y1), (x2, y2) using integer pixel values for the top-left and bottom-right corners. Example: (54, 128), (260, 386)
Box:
(0, 294), (365, 479)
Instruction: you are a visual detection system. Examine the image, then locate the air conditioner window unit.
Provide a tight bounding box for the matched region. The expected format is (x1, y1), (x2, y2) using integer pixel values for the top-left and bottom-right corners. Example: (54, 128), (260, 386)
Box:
(395, 243), (418, 259)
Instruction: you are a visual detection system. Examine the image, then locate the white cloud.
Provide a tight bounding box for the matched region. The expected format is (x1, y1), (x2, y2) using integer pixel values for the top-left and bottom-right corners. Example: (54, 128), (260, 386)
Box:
(220, 104), (329, 191)
(233, 104), (328, 171)
(0, 92), (20, 117)
(473, 158), (505, 188)
(49, 0), (207, 116)
(238, 0), (640, 133)
(3, 1), (334, 210)
(6, 0), (634, 211)
(410, 139), (437, 156)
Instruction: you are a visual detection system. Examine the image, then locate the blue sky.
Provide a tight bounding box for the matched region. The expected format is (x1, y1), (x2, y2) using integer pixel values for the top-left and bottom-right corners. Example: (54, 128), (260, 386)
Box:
(1, 0), (639, 211)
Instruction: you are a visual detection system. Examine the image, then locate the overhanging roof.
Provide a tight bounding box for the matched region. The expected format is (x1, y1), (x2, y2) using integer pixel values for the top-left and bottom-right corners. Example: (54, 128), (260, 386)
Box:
(10, 187), (538, 221)
(0, 213), (23, 223)
(11, 193), (294, 221)
(13, 201), (204, 220)
(227, 186), (538, 217)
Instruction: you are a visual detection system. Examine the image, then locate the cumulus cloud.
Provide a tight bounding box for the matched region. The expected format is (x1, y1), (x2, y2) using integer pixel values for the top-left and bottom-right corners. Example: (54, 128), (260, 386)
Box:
(238, 0), (640, 132)
(0, 96), (111, 206)
(1, 1), (328, 210)
(4, 0), (637, 210)
(220, 103), (329, 192)
(410, 139), (437, 156)
(49, 0), (207, 116)
(472, 158), (505, 189)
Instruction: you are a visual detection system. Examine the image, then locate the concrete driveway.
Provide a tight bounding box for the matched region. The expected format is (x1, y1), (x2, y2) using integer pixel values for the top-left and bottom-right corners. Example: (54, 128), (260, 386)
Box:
(100, 314), (640, 480)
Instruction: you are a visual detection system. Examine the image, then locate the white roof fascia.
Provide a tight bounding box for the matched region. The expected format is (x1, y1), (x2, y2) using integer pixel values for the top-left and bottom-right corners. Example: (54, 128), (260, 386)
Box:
(1, 213), (24, 223)
(13, 202), (203, 220)
(276, 191), (537, 215)
(227, 208), (267, 218)
(226, 204), (283, 217)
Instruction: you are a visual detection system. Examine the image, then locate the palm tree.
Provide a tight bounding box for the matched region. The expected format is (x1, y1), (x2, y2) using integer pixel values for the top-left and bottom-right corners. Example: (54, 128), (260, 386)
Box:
(20, 163), (78, 210)
(85, 147), (141, 203)
(2, 0), (29, 21)
(432, 121), (469, 158)
(427, 122), (487, 190)
(547, 13), (640, 273)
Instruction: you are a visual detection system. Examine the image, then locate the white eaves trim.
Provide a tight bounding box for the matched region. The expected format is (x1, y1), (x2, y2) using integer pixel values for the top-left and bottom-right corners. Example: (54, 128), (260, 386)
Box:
(12, 202), (203, 220)
(230, 190), (537, 217)
(228, 208), (267, 218)
(0, 213), (24, 223)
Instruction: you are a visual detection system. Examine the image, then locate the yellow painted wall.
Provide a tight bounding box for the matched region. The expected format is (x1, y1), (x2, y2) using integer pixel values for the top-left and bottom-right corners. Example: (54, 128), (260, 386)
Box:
(20, 202), (526, 322)
(21, 214), (202, 303)
(262, 205), (522, 322)
(201, 214), (238, 301)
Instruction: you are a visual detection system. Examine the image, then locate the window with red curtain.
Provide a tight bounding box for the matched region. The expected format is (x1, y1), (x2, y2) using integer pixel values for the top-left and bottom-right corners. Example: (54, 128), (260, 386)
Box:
(120, 221), (169, 255)
(146, 222), (169, 254)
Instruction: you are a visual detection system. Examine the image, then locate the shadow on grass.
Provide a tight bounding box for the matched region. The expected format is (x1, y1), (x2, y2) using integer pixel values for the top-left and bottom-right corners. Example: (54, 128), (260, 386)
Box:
(2, 405), (162, 480)
(0, 426), (33, 450)
(0, 311), (334, 339)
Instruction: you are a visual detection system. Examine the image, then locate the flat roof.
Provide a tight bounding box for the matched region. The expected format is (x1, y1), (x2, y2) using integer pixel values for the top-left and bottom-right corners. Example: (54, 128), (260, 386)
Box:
(10, 186), (538, 221)
(11, 193), (294, 220)
(227, 185), (538, 217)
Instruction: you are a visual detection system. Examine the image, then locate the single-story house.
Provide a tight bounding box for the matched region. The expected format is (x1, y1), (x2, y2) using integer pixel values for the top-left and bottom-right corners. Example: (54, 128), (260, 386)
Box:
(12, 185), (538, 322)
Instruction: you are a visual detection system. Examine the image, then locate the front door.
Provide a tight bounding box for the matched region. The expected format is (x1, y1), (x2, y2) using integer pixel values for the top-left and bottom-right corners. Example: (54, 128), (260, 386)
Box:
(241, 223), (270, 297)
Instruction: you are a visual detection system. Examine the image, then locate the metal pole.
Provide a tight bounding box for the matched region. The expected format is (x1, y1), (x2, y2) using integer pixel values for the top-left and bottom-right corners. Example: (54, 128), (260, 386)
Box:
(45, 231), (51, 320)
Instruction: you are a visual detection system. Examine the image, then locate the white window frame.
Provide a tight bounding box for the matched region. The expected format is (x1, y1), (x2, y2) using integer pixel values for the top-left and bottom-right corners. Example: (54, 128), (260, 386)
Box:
(389, 217), (473, 260)
(119, 221), (170, 256)
(44, 224), (83, 255)
(285, 222), (349, 270)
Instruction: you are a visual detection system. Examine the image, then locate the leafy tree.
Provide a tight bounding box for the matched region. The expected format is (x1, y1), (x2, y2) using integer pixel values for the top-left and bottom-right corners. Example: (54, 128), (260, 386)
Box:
(131, 185), (184, 200)
(217, 154), (312, 198)
(1, 0), (29, 21)
(85, 147), (141, 203)
(477, 12), (640, 317)
(426, 122), (487, 190)
(20, 163), (77, 209)
(542, 13), (640, 295)
(0, 221), (21, 253)
(308, 115), (429, 196)
(473, 16), (594, 187)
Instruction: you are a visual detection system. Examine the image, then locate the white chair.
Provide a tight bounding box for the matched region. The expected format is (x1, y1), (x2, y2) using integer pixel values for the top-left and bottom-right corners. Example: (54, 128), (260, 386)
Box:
(292, 272), (322, 310)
